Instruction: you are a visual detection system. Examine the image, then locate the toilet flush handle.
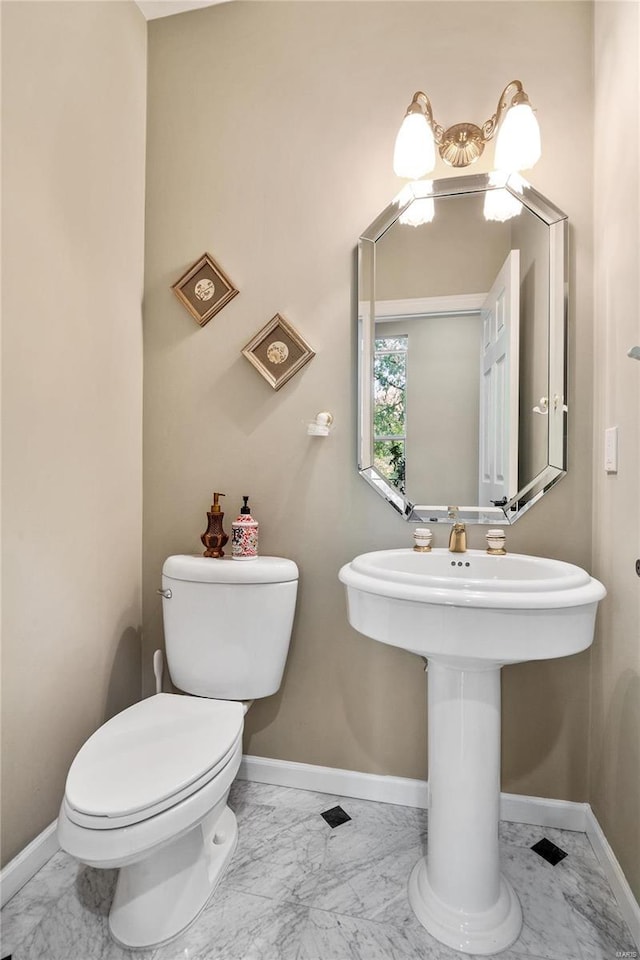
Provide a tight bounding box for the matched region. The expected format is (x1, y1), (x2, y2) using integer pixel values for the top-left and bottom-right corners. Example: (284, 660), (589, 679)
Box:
(156, 588), (172, 599)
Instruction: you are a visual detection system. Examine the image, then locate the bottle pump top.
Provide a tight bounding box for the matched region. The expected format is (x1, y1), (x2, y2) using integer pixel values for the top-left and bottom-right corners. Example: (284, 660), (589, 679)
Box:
(232, 495), (258, 560)
(202, 492), (228, 558)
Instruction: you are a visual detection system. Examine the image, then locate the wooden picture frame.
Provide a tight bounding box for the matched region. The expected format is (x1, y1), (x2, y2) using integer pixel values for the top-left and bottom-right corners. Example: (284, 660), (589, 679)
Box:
(242, 314), (315, 391)
(171, 252), (238, 327)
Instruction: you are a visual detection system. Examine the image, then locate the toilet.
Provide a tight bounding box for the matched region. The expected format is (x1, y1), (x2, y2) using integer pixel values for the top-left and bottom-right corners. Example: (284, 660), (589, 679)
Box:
(57, 554), (298, 949)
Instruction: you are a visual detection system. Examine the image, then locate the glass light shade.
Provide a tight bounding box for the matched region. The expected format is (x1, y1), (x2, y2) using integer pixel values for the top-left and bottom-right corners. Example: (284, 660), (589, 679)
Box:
(400, 197), (435, 227)
(393, 112), (436, 179)
(494, 103), (541, 172)
(484, 171), (524, 222)
(399, 181), (435, 226)
(483, 188), (523, 222)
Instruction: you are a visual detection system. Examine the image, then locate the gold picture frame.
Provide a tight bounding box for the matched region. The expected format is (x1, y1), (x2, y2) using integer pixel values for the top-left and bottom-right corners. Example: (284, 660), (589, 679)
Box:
(242, 314), (315, 391)
(171, 252), (239, 327)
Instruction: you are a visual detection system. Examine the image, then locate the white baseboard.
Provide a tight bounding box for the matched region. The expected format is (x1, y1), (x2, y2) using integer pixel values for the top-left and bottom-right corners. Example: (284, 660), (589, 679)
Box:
(238, 755), (588, 831)
(499, 791), (589, 832)
(585, 806), (640, 949)
(238, 755), (430, 809)
(0, 820), (59, 907)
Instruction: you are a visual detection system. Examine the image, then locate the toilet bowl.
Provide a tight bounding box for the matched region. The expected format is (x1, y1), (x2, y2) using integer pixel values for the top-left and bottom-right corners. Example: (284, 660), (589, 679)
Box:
(58, 555), (298, 948)
(58, 693), (244, 947)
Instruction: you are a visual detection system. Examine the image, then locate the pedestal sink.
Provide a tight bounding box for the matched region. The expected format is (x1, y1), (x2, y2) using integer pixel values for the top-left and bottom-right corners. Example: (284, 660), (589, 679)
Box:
(338, 548), (605, 956)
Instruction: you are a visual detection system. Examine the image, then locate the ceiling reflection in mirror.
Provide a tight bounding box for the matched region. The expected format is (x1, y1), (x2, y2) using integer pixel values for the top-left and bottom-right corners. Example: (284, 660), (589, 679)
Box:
(358, 174), (568, 524)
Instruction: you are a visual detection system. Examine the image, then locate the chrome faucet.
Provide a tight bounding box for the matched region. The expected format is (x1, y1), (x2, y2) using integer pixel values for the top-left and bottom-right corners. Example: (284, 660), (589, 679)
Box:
(448, 508), (467, 553)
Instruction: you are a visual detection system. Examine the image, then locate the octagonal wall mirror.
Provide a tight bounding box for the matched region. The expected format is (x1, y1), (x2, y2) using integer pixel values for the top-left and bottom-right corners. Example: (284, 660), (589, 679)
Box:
(358, 173), (568, 524)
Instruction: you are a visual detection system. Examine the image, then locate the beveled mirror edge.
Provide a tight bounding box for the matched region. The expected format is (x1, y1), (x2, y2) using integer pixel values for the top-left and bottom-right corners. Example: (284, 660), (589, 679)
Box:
(548, 218), (569, 471)
(359, 466), (412, 518)
(358, 463), (568, 525)
(357, 238), (375, 479)
(360, 174), (568, 245)
(357, 175), (569, 526)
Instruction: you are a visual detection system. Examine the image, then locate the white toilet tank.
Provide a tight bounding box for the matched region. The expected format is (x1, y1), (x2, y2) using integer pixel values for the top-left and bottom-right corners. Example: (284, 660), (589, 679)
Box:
(161, 555), (298, 700)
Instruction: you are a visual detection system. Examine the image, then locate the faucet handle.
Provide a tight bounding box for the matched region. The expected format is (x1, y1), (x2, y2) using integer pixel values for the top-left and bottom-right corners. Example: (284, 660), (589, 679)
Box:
(486, 529), (507, 555)
(413, 528), (432, 552)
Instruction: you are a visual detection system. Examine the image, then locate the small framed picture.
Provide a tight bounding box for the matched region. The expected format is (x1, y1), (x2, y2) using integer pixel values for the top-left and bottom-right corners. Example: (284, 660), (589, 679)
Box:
(171, 252), (239, 327)
(242, 314), (315, 391)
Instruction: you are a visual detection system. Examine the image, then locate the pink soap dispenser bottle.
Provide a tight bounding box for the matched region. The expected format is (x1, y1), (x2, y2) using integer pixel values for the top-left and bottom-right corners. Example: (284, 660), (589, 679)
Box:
(231, 496), (259, 561)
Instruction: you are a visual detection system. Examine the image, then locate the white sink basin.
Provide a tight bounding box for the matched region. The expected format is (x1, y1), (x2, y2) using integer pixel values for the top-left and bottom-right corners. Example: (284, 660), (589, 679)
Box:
(338, 548), (605, 955)
(339, 548), (605, 664)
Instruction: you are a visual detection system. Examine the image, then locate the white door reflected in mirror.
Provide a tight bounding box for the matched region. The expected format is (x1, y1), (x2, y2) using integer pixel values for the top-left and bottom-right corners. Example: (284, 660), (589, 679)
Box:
(478, 249), (520, 507)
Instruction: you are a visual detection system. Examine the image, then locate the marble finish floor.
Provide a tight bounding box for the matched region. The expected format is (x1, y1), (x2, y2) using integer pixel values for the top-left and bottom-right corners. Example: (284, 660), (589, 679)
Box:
(1, 780), (636, 960)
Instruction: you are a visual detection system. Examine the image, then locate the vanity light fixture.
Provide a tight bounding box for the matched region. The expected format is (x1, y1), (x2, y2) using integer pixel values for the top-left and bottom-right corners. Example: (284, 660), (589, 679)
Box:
(393, 80), (541, 178)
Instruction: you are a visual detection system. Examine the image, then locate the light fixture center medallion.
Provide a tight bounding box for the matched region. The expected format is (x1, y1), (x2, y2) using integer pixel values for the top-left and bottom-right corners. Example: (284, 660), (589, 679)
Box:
(439, 122), (484, 167)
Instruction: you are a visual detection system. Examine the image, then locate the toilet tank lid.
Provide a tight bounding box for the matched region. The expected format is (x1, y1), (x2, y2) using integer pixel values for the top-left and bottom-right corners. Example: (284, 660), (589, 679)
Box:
(163, 555), (299, 584)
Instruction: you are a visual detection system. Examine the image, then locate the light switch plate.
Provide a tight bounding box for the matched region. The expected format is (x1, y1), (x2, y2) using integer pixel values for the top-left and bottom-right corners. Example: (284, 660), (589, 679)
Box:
(604, 426), (618, 473)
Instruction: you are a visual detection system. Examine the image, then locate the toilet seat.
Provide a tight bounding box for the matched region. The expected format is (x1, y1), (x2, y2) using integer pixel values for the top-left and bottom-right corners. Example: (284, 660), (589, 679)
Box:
(64, 694), (244, 829)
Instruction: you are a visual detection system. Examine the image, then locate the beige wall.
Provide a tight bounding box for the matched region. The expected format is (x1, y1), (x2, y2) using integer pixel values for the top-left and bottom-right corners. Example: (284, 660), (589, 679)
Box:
(144, 1), (595, 802)
(1, 1), (147, 866)
(590, 1), (640, 900)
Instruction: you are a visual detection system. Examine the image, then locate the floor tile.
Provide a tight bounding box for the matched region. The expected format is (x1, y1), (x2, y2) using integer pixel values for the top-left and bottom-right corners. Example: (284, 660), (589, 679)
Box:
(154, 886), (308, 960)
(499, 821), (598, 861)
(500, 843), (583, 960)
(229, 780), (340, 815)
(298, 907), (427, 960)
(1, 781), (635, 960)
(310, 816), (427, 923)
(10, 866), (154, 960)
(555, 849), (637, 960)
(333, 795), (428, 834)
(0, 850), (79, 956)
(224, 804), (329, 904)
(297, 908), (552, 960)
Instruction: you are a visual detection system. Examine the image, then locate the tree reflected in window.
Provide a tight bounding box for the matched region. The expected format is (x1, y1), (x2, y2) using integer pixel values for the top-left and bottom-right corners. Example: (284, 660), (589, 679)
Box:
(374, 336), (407, 493)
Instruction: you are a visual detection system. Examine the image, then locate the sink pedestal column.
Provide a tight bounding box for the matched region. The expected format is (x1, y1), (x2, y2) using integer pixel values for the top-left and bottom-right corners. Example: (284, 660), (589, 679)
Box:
(408, 659), (522, 955)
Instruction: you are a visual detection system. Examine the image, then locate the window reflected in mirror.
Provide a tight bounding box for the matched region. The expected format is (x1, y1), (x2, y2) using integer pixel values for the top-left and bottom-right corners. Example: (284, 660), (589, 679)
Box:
(374, 336), (407, 494)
